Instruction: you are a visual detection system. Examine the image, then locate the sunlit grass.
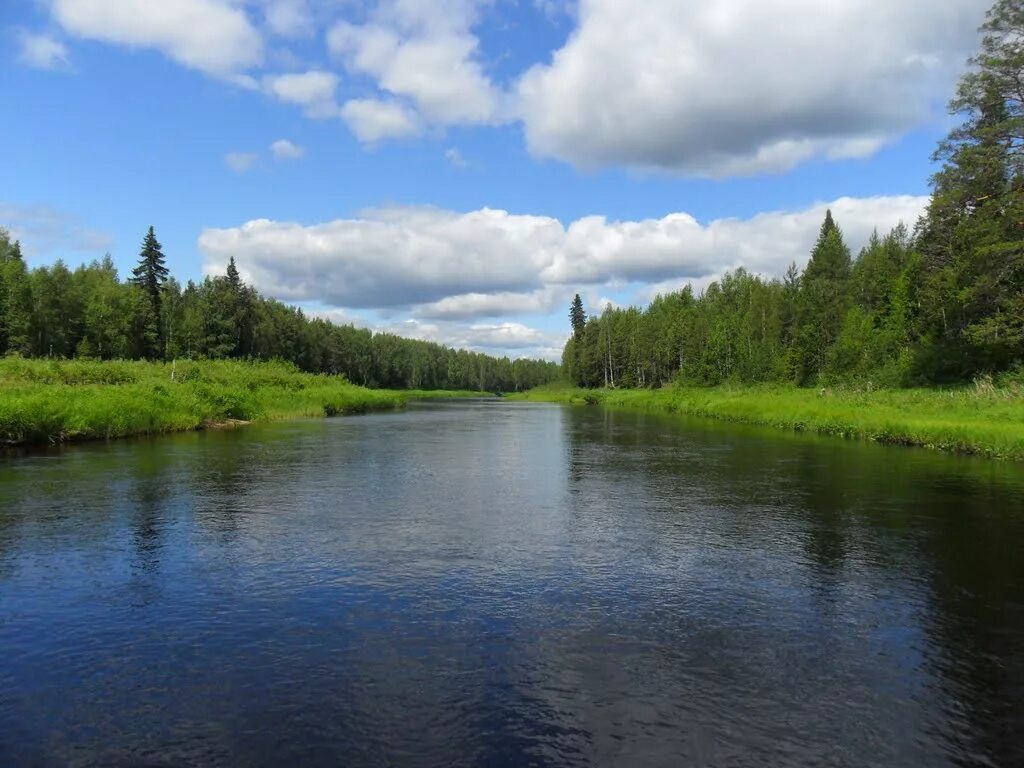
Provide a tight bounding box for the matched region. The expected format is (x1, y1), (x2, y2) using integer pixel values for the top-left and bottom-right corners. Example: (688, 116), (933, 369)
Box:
(510, 381), (1024, 460)
(0, 358), (410, 446)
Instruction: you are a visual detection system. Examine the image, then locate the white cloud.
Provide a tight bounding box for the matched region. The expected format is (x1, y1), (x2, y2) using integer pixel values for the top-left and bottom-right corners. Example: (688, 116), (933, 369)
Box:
(199, 206), (560, 307)
(225, 152), (258, 172)
(270, 138), (304, 159)
(199, 195), (927, 317)
(327, 0), (502, 130)
(414, 289), (559, 320)
(445, 147), (468, 168)
(382, 319), (555, 349)
(516, 0), (988, 175)
(543, 195), (929, 284)
(0, 202), (113, 257)
(17, 31), (70, 70)
(50, 0), (263, 76)
(263, 70), (341, 118)
(303, 310), (565, 360)
(263, 0), (313, 38)
(340, 98), (421, 142)
(374, 319), (567, 360)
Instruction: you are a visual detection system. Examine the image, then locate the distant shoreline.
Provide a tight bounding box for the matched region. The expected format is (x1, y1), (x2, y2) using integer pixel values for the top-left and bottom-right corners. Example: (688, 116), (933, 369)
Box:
(510, 384), (1024, 460)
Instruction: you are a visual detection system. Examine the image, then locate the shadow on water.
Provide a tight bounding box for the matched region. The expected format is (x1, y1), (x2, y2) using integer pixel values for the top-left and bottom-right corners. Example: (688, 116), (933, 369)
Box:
(0, 401), (1022, 767)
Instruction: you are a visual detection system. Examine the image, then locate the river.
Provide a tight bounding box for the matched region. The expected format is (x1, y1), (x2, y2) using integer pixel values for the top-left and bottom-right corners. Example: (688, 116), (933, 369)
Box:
(1, 400), (1023, 767)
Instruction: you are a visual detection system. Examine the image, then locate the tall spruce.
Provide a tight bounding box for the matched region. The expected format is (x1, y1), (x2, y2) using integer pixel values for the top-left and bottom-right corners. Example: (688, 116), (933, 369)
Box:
(130, 226), (169, 358)
(917, 0), (1024, 376)
(792, 210), (852, 384)
(570, 294), (587, 337)
(226, 256), (242, 292)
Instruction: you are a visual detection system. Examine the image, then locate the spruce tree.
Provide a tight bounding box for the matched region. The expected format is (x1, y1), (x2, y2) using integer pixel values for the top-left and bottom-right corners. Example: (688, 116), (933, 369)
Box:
(917, 0), (1024, 376)
(226, 256), (242, 293)
(130, 226), (170, 358)
(224, 257), (253, 356)
(793, 210), (852, 384)
(570, 294), (587, 337)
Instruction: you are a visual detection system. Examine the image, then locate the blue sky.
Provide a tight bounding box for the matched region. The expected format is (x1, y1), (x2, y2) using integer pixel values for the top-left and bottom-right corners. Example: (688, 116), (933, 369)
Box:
(1, 0), (990, 359)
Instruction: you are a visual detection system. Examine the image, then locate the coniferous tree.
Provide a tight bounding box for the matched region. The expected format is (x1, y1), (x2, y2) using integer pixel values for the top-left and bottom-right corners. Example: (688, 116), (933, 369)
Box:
(570, 294), (587, 337)
(793, 210), (852, 384)
(565, 293), (589, 385)
(0, 235), (32, 355)
(916, 0), (1024, 377)
(130, 226), (169, 358)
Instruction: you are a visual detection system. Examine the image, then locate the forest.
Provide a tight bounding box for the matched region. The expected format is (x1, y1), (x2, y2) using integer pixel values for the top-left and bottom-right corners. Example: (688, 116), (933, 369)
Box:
(564, 3), (1024, 391)
(0, 228), (560, 394)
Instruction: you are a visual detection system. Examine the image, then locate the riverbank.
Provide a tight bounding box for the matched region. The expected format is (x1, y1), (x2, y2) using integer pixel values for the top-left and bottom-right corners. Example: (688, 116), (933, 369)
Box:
(0, 358), (481, 447)
(511, 382), (1024, 460)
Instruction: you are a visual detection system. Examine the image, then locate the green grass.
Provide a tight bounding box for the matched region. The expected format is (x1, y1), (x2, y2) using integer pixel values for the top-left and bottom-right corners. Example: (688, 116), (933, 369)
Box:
(511, 380), (1024, 460)
(0, 358), (420, 446)
(401, 389), (492, 399)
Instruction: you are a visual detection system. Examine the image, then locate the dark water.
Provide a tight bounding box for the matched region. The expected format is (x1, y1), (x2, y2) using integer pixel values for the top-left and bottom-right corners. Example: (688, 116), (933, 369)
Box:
(2, 401), (1023, 767)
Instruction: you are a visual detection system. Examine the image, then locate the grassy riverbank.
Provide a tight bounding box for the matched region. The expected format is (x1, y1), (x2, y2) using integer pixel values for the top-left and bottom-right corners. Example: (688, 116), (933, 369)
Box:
(0, 358), (479, 446)
(511, 381), (1024, 460)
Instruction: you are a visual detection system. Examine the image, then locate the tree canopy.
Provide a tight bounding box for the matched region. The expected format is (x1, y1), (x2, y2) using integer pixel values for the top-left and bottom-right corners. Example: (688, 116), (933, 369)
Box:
(563, 1), (1024, 389)
(0, 227), (560, 393)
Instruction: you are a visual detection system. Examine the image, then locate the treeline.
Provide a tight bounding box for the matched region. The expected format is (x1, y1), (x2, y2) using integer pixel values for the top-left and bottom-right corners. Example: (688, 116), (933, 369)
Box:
(564, 217), (929, 388)
(0, 228), (559, 392)
(565, 1), (1023, 389)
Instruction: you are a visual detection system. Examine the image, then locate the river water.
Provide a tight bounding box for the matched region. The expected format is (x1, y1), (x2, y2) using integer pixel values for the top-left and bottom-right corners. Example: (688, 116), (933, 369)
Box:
(1, 400), (1023, 767)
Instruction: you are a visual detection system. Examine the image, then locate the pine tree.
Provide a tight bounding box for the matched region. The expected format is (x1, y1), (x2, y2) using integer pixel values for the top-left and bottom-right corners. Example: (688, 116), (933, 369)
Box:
(130, 226), (169, 358)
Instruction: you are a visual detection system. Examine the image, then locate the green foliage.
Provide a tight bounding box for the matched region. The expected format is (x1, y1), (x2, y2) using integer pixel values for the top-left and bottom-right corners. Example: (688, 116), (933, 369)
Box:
(792, 211), (852, 384)
(0, 358), (411, 446)
(512, 381), (1024, 460)
(0, 228), (32, 355)
(569, 294), (586, 336)
(914, 0), (1024, 377)
(559, 3), (1023, 391)
(0, 226), (561, 392)
(129, 226), (170, 358)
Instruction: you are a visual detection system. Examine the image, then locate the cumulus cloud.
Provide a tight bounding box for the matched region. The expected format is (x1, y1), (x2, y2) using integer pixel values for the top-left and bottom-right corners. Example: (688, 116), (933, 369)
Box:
(37, 0), (986, 175)
(516, 0), (988, 175)
(0, 202), (113, 257)
(225, 152), (258, 172)
(382, 319), (557, 349)
(303, 310), (564, 360)
(270, 138), (304, 159)
(263, 70), (341, 118)
(327, 0), (502, 132)
(414, 289), (560, 320)
(199, 206), (560, 307)
(50, 0), (263, 76)
(340, 98), (422, 142)
(374, 319), (567, 360)
(199, 196), (927, 316)
(17, 31), (71, 70)
(546, 195), (928, 284)
(263, 0), (313, 38)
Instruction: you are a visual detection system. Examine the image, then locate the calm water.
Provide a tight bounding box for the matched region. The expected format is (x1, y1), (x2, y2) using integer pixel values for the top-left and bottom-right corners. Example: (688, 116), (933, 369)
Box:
(1, 401), (1023, 767)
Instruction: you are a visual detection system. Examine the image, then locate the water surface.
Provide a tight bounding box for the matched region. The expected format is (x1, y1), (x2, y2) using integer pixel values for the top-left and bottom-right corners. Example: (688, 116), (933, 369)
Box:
(2, 401), (1023, 767)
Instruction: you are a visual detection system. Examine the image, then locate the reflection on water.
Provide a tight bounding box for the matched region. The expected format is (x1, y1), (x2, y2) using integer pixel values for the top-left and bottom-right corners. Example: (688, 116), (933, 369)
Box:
(1, 401), (1022, 767)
